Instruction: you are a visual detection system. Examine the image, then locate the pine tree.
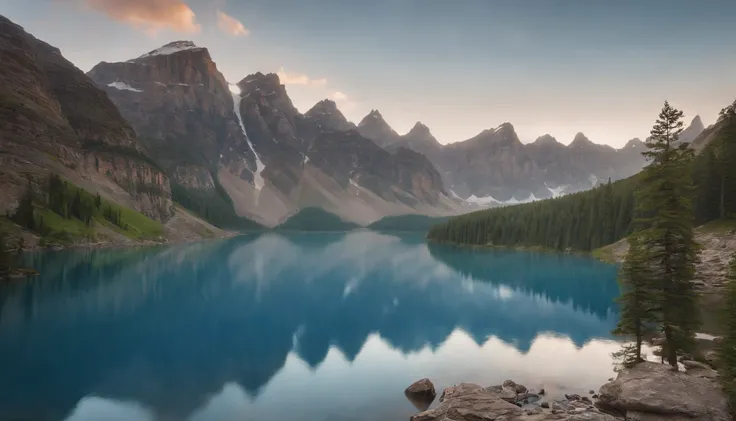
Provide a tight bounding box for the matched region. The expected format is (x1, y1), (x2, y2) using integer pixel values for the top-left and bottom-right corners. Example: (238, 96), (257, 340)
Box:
(612, 234), (659, 367)
(634, 101), (699, 368)
(13, 178), (36, 231)
(715, 99), (736, 219)
(720, 252), (736, 417)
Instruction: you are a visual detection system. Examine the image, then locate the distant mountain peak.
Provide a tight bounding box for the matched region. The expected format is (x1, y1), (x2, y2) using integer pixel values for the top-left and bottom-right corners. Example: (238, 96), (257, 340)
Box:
(569, 132), (593, 147)
(409, 121), (430, 134)
(135, 41), (204, 60)
(678, 114), (706, 144)
(309, 99), (338, 113)
(532, 134), (560, 146)
(691, 114), (703, 127)
(622, 137), (645, 150)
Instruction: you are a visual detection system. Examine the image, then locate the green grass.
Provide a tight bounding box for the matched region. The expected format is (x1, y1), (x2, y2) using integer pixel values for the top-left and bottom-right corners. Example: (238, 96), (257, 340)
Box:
(20, 176), (166, 245)
(35, 207), (96, 246)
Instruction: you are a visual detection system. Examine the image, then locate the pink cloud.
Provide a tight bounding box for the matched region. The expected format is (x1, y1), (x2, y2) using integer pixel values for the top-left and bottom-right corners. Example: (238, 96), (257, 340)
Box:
(217, 10), (249, 37)
(84, 0), (201, 34)
(277, 67), (327, 87)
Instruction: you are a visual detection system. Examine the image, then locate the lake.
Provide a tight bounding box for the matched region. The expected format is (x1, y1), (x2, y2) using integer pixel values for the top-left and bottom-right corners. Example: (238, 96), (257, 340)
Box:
(0, 231), (622, 421)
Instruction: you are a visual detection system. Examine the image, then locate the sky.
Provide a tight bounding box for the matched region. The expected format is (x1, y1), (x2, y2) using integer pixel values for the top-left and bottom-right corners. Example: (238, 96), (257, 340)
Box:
(1, 0), (735, 147)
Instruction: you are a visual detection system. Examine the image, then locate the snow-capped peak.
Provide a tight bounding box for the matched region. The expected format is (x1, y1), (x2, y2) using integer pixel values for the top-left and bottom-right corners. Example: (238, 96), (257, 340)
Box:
(136, 41), (202, 60)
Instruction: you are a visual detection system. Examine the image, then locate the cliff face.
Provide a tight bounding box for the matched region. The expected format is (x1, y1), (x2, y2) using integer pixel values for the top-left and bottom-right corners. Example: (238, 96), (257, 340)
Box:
(87, 41), (257, 193)
(89, 52), (459, 226)
(0, 14), (172, 222)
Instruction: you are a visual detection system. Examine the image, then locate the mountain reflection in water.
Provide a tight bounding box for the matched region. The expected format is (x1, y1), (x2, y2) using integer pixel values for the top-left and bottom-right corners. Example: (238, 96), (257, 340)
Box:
(0, 231), (621, 421)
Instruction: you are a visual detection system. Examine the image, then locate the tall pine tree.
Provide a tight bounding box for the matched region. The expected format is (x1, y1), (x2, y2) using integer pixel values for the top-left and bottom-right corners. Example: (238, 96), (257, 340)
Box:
(612, 233), (659, 367)
(634, 101), (699, 368)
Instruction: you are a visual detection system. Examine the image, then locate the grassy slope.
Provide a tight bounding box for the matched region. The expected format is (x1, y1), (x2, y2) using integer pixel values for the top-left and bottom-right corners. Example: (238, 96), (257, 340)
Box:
(16, 178), (165, 246)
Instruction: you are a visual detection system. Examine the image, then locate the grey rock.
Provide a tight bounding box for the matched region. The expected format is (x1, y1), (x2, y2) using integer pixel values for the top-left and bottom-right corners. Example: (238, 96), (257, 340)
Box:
(582, 397), (592, 404)
(411, 383), (522, 421)
(589, 390), (595, 395)
(681, 360), (710, 371)
(541, 402), (550, 409)
(405, 378), (437, 411)
(412, 383), (617, 421)
(406, 378), (436, 400)
(566, 394), (582, 401)
(517, 393), (541, 405)
(516, 384), (529, 394)
(486, 384), (518, 403)
(596, 362), (729, 421)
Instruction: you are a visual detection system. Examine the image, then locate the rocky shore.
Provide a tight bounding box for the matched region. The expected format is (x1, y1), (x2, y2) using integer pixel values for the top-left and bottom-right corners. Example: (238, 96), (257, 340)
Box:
(405, 360), (729, 421)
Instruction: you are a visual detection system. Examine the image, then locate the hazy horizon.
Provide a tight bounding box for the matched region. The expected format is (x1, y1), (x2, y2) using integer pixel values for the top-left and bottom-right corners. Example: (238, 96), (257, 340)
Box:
(2, 0), (734, 147)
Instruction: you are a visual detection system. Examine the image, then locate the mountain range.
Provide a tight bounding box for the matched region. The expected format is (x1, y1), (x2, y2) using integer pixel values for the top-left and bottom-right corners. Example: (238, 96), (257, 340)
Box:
(0, 14), (709, 229)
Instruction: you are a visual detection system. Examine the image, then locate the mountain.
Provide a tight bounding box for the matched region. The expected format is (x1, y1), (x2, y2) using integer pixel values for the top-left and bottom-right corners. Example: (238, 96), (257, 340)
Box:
(679, 115), (705, 145)
(87, 41), (261, 228)
(89, 47), (460, 226)
(357, 109), (401, 147)
(362, 118), (651, 203)
(0, 15), (222, 243)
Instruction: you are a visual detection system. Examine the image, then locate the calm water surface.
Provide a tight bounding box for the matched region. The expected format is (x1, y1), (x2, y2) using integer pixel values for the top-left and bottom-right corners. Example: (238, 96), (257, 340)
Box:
(0, 231), (621, 421)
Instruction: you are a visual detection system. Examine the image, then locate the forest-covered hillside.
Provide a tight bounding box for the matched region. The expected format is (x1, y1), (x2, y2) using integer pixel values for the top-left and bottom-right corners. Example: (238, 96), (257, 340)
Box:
(368, 214), (450, 232)
(275, 208), (360, 231)
(428, 102), (736, 252)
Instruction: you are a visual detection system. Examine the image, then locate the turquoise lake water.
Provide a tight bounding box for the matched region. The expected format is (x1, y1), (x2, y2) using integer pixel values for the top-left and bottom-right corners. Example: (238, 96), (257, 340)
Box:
(0, 231), (621, 421)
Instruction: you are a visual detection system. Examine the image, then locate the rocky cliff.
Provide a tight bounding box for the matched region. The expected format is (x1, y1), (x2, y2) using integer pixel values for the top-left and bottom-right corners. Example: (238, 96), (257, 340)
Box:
(89, 46), (460, 226)
(0, 14), (174, 222)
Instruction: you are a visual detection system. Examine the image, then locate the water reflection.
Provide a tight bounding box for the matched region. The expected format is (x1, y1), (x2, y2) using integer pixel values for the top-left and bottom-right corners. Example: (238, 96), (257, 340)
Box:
(0, 232), (621, 421)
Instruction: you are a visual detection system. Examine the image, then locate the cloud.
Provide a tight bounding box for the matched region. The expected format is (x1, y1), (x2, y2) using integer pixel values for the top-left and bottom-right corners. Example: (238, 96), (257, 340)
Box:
(329, 91), (357, 111)
(217, 10), (249, 37)
(330, 91), (348, 101)
(84, 0), (200, 34)
(277, 67), (327, 87)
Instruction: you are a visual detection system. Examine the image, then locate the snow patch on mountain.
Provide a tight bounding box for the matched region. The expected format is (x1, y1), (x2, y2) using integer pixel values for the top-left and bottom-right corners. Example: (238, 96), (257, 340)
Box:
(464, 192), (540, 207)
(107, 82), (142, 92)
(136, 41), (202, 60)
(545, 182), (569, 198)
(231, 88), (265, 192)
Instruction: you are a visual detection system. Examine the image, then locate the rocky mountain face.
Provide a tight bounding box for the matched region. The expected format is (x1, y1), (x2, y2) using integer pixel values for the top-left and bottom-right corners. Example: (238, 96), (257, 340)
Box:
(0, 14), (174, 222)
(679, 115), (705, 145)
(357, 113), (706, 203)
(87, 41), (257, 196)
(89, 48), (460, 226)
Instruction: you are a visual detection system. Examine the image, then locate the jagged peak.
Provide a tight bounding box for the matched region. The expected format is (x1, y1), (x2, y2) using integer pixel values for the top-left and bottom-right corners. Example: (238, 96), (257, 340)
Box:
(135, 41), (205, 60)
(569, 132), (593, 147)
(532, 134), (560, 146)
(239, 72), (280, 85)
(359, 109), (390, 127)
(478, 122), (515, 137)
(307, 99), (338, 113)
(622, 137), (645, 150)
(408, 121), (431, 135)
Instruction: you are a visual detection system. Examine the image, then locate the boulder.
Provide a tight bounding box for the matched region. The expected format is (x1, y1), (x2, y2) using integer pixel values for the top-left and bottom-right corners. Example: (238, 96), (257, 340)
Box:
(413, 383), (522, 421)
(411, 383), (620, 421)
(487, 384), (518, 403)
(516, 384), (529, 394)
(596, 362), (729, 421)
(406, 378), (437, 400)
(517, 393), (541, 405)
(681, 360), (710, 371)
(566, 394), (582, 401)
(405, 378), (437, 411)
